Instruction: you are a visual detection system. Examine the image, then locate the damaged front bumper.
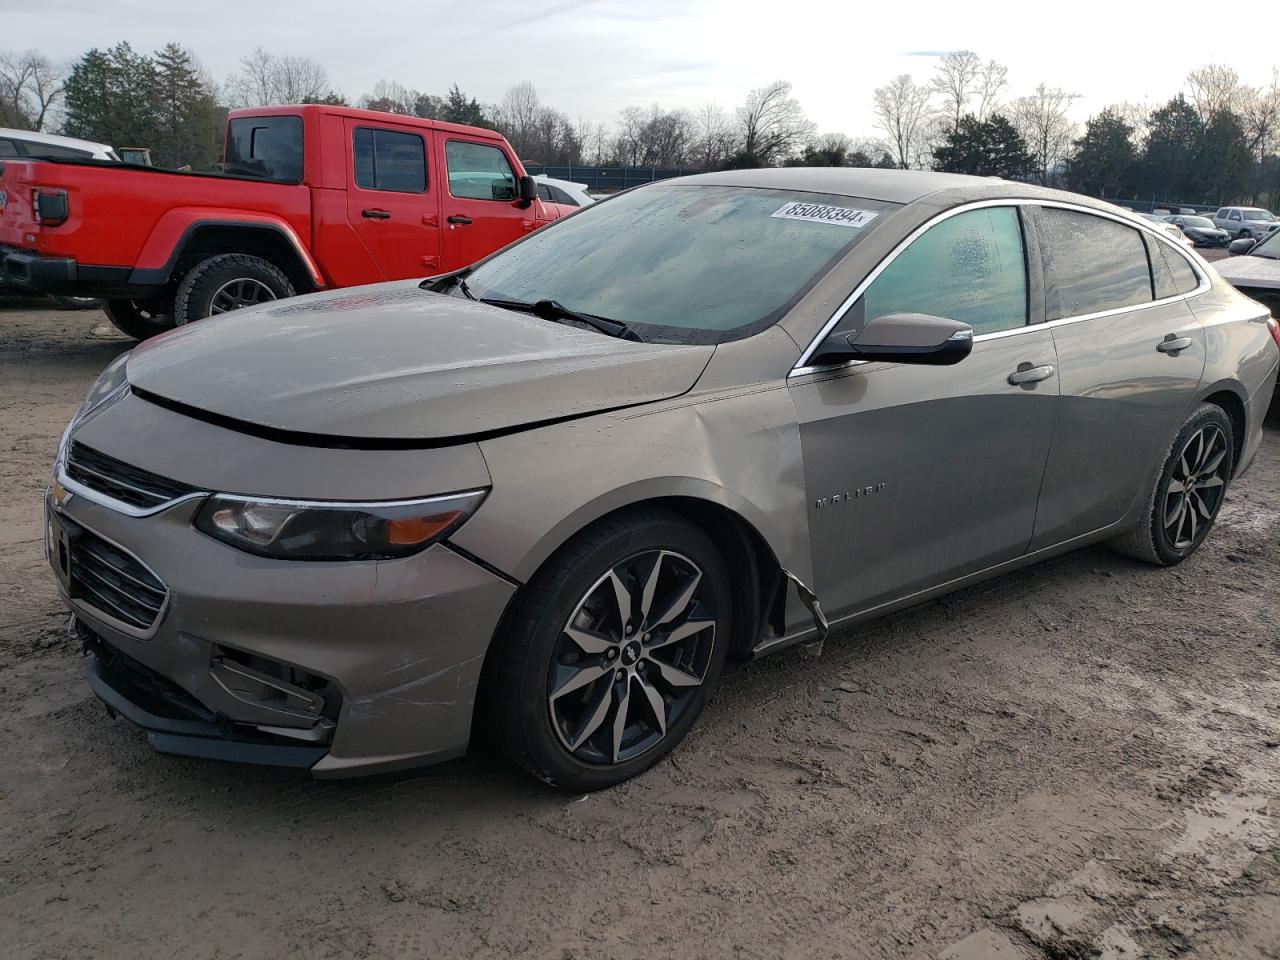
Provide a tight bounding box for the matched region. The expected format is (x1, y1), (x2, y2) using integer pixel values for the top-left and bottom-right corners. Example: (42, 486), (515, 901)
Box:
(50, 487), (517, 779)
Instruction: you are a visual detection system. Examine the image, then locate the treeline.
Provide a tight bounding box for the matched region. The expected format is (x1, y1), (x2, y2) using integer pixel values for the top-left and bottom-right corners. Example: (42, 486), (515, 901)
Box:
(5, 40), (1280, 206)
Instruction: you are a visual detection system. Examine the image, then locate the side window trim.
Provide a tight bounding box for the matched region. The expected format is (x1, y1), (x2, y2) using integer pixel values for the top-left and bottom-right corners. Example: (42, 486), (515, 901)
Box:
(790, 198), (1212, 377)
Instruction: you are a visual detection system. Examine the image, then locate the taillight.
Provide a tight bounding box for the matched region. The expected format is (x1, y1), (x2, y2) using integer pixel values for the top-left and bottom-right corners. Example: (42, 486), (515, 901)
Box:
(1267, 315), (1280, 352)
(32, 188), (69, 226)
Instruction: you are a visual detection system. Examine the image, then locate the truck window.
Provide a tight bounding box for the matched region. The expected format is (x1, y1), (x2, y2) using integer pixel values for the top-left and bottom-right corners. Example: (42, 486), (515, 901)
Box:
(445, 140), (516, 201)
(225, 115), (303, 184)
(20, 141), (92, 160)
(0, 139), (17, 157)
(353, 127), (427, 193)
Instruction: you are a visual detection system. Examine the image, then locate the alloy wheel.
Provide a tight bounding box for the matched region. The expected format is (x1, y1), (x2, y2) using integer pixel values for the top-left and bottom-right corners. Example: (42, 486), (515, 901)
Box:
(210, 278), (278, 315)
(548, 549), (717, 765)
(1163, 423), (1229, 553)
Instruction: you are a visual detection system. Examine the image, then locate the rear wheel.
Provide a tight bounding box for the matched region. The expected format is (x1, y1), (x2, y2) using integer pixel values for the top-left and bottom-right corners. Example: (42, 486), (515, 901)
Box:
(102, 297), (175, 340)
(485, 509), (732, 791)
(1111, 403), (1235, 566)
(1239, 228), (1253, 240)
(174, 254), (294, 326)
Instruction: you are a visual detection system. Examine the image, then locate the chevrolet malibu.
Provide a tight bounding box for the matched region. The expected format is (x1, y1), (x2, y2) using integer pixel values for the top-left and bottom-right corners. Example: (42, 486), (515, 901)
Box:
(48, 169), (1280, 790)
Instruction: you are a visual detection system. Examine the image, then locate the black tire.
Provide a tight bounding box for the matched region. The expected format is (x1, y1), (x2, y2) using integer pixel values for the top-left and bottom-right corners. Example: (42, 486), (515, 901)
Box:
(1239, 229), (1252, 240)
(484, 508), (733, 791)
(174, 253), (295, 326)
(49, 294), (102, 311)
(1110, 403), (1235, 566)
(102, 298), (175, 340)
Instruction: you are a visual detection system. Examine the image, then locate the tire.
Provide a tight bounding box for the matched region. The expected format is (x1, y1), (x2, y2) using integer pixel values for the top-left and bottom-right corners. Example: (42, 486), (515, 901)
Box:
(173, 253), (295, 326)
(1110, 403), (1235, 566)
(102, 298), (175, 340)
(49, 294), (102, 311)
(1239, 229), (1252, 240)
(484, 508), (733, 791)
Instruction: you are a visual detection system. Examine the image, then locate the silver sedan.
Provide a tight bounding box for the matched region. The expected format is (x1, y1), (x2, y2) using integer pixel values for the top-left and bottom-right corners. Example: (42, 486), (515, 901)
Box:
(48, 169), (1280, 790)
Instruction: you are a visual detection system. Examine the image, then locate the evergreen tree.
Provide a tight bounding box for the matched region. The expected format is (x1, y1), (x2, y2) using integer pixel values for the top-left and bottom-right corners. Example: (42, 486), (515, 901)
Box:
(1066, 109), (1137, 198)
(1138, 95), (1200, 200)
(932, 113), (1032, 179)
(151, 43), (223, 168)
(443, 84), (487, 127)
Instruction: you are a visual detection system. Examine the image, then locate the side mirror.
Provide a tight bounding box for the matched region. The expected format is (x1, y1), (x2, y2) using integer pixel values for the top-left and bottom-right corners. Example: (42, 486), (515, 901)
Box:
(811, 312), (974, 366)
(517, 175), (537, 208)
(1229, 237), (1256, 256)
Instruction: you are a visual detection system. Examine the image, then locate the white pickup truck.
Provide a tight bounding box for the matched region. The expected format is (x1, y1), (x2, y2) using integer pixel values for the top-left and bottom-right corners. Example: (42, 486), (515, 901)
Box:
(1211, 206), (1280, 242)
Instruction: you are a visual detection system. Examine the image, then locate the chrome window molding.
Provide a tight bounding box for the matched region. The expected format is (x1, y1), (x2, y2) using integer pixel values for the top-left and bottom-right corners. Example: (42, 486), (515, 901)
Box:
(788, 197), (1212, 378)
(203, 489), (490, 511)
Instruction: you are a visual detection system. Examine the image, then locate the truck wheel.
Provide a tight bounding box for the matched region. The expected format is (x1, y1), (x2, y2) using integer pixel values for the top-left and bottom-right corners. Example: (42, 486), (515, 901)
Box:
(103, 299), (175, 340)
(174, 254), (295, 326)
(50, 295), (102, 311)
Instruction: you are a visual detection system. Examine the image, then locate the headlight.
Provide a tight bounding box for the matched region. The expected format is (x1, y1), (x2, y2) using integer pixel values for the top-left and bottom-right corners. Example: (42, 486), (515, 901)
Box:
(193, 490), (488, 561)
(79, 352), (131, 420)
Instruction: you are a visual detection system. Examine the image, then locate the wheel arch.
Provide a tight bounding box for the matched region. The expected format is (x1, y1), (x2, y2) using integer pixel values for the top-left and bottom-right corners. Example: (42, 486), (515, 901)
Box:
(1196, 380), (1248, 477)
(129, 214), (325, 293)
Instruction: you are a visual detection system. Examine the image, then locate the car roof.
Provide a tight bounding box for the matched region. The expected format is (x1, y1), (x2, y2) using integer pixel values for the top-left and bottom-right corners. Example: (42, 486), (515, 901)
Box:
(0, 127), (114, 153)
(673, 167), (1018, 204)
(229, 104), (507, 143)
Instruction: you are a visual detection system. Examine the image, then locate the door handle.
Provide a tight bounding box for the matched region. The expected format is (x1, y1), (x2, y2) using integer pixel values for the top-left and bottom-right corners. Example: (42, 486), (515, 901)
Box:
(447, 215), (473, 225)
(1008, 363), (1055, 386)
(1157, 335), (1193, 353)
(361, 209), (391, 220)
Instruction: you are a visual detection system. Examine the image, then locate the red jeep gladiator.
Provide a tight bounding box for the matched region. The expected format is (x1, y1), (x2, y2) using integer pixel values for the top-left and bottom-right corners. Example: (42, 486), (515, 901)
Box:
(0, 105), (576, 338)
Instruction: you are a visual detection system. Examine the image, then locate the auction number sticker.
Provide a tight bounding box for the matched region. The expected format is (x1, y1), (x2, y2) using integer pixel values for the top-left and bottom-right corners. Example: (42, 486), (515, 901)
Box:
(771, 201), (878, 228)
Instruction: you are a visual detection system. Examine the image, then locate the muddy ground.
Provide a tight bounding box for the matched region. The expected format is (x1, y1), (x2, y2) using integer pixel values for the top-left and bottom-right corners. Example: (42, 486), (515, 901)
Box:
(2, 292), (1278, 960)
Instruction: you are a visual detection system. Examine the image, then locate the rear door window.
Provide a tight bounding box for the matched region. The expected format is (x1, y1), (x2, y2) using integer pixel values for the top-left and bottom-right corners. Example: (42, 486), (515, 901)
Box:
(445, 140), (517, 201)
(1037, 208), (1152, 319)
(19, 141), (92, 160)
(0, 139), (18, 157)
(225, 115), (303, 183)
(353, 127), (426, 193)
(858, 206), (1028, 335)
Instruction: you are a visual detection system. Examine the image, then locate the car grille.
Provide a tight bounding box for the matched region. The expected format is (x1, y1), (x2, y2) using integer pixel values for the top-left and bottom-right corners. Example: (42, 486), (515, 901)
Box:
(70, 527), (168, 631)
(66, 441), (198, 510)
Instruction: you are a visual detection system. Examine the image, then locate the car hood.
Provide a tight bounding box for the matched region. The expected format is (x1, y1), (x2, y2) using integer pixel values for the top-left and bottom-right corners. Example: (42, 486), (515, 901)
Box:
(1213, 255), (1280, 290)
(126, 282), (715, 442)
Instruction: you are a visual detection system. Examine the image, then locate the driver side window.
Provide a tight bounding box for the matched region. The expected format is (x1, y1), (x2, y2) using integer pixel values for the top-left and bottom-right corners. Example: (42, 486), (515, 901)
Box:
(857, 206), (1028, 336)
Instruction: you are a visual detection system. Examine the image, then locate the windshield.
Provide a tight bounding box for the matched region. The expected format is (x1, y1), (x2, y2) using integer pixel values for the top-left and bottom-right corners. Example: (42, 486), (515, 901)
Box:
(1181, 216), (1214, 228)
(462, 184), (897, 343)
(1251, 230), (1280, 258)
(1242, 208), (1276, 222)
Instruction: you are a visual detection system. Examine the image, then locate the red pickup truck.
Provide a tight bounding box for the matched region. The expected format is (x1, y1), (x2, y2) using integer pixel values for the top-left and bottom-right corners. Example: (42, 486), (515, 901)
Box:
(0, 105), (576, 338)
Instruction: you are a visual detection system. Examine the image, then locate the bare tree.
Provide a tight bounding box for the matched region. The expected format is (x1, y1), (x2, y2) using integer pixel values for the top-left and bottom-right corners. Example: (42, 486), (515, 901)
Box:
(1009, 84), (1079, 184)
(1185, 64), (1242, 124)
(0, 50), (65, 131)
(931, 50), (981, 131)
(736, 81), (814, 165)
(872, 74), (933, 168)
(1238, 68), (1280, 159)
(692, 102), (737, 170)
(1105, 101), (1152, 149)
(493, 81), (541, 157)
(225, 48), (336, 106)
(974, 59), (1009, 123)
(361, 79), (415, 115)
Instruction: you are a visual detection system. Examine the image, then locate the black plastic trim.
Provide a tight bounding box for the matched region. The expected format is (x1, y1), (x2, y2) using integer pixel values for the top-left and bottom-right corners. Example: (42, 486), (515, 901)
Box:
(128, 219), (314, 287)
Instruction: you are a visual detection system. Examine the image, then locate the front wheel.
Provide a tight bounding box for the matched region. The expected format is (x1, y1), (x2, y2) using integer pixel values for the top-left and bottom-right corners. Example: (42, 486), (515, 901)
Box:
(1111, 403), (1235, 566)
(102, 298), (175, 340)
(1239, 229), (1253, 240)
(484, 509), (732, 791)
(173, 253), (295, 326)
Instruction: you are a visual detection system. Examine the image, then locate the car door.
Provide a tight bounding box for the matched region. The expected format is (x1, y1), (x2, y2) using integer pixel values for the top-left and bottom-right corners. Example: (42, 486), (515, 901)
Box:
(1026, 205), (1206, 549)
(344, 119), (442, 279)
(789, 204), (1059, 618)
(439, 137), (536, 271)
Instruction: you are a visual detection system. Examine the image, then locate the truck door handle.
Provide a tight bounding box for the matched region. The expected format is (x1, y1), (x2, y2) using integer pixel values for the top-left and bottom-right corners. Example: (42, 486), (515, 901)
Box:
(1008, 363), (1055, 386)
(361, 209), (391, 220)
(447, 215), (473, 225)
(1157, 335), (1193, 353)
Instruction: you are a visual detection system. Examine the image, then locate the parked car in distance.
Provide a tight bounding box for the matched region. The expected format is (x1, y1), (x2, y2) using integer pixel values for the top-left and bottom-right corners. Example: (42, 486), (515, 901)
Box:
(1215, 228), (1280, 315)
(0, 128), (119, 162)
(1212, 206), (1280, 241)
(48, 169), (1280, 790)
(534, 174), (595, 209)
(1139, 213), (1194, 250)
(0, 105), (564, 339)
(1165, 214), (1230, 248)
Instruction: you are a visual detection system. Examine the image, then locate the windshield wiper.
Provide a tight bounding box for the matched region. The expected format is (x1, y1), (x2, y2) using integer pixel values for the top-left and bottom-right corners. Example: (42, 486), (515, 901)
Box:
(479, 297), (643, 341)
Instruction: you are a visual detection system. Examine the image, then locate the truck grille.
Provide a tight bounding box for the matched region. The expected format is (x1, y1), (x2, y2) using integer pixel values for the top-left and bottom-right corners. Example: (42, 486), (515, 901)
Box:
(66, 441), (198, 510)
(70, 527), (168, 631)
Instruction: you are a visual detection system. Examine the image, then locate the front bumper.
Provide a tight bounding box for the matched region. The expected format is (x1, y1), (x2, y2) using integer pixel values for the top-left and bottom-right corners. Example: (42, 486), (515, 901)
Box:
(48, 483), (516, 778)
(1189, 233), (1229, 247)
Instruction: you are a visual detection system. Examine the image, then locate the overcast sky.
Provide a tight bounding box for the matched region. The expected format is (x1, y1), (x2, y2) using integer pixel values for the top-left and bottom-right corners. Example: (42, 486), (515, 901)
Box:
(10, 0), (1276, 136)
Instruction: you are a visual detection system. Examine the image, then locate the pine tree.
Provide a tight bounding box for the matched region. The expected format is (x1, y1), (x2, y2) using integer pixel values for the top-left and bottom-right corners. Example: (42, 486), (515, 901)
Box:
(932, 113), (1032, 179)
(1067, 110), (1137, 198)
(443, 84), (487, 127)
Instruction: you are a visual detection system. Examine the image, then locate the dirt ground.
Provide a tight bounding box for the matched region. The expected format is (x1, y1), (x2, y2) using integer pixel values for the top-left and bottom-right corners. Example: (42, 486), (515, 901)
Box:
(2, 288), (1279, 960)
